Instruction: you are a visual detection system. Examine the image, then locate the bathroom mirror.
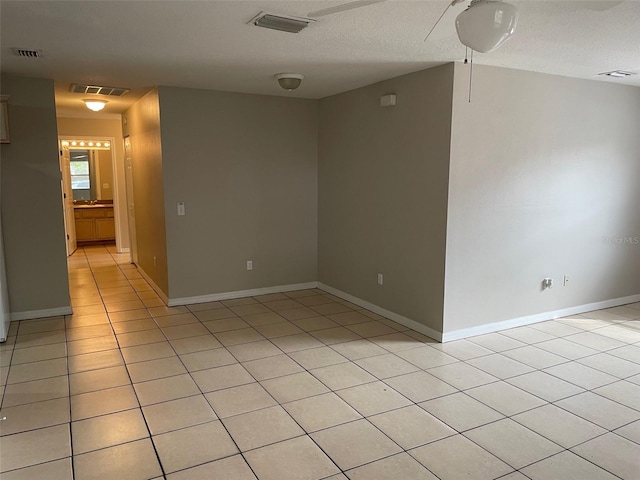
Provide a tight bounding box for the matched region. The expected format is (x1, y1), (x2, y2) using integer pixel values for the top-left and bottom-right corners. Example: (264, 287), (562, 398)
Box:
(70, 148), (113, 201)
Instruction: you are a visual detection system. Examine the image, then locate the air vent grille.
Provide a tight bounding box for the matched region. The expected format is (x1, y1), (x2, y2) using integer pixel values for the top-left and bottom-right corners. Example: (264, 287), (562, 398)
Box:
(599, 70), (636, 78)
(12, 48), (43, 58)
(69, 84), (130, 96)
(250, 12), (314, 34)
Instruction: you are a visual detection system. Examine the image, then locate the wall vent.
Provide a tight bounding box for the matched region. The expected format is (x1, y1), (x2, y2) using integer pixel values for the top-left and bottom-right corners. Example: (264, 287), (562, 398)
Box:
(69, 84), (130, 96)
(249, 12), (314, 34)
(598, 70), (636, 78)
(12, 48), (43, 58)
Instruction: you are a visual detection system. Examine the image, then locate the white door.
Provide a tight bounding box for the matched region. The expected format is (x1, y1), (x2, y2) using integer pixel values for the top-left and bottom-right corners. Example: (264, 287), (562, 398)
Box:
(59, 144), (77, 256)
(124, 137), (138, 264)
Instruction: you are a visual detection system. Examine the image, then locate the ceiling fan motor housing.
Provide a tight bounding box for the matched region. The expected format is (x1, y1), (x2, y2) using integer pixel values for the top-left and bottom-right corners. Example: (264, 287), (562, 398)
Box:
(456, 0), (518, 53)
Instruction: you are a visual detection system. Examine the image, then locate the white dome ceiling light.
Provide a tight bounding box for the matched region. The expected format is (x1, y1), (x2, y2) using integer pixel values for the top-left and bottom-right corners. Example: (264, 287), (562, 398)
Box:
(83, 99), (108, 112)
(274, 73), (304, 91)
(423, 0), (518, 53)
(454, 0), (518, 53)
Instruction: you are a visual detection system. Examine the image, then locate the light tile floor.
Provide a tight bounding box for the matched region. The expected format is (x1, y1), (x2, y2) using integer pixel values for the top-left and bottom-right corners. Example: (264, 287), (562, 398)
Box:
(1, 245), (639, 479)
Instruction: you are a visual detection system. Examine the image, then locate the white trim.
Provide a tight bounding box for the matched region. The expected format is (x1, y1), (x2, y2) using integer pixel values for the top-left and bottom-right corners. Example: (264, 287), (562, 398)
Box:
(168, 282), (319, 307)
(107, 136), (124, 253)
(118, 247), (130, 254)
(11, 306), (73, 321)
(442, 293), (640, 342)
(317, 283), (443, 342)
(136, 267), (170, 305)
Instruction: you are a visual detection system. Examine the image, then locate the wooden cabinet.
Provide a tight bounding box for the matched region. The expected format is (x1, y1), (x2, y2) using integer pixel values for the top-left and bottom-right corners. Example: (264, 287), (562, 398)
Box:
(75, 219), (95, 240)
(74, 206), (115, 243)
(96, 218), (115, 239)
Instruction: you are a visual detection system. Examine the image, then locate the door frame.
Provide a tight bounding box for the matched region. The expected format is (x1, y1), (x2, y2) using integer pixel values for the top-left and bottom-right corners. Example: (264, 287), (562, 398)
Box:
(58, 136), (125, 252)
(58, 142), (76, 256)
(123, 136), (138, 265)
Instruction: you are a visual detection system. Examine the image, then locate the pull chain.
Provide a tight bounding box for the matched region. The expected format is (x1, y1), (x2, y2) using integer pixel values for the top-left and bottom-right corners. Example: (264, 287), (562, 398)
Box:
(463, 47), (474, 103)
(468, 48), (474, 103)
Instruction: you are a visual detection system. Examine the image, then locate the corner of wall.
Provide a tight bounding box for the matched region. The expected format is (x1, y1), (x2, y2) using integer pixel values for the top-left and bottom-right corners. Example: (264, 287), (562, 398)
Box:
(442, 64), (640, 337)
(0, 74), (71, 315)
(122, 88), (169, 297)
(318, 64), (456, 336)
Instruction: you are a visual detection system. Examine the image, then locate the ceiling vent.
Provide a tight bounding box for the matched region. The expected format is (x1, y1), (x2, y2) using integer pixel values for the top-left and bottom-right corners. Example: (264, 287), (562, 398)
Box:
(599, 70), (636, 78)
(69, 84), (130, 96)
(249, 12), (314, 34)
(12, 48), (43, 58)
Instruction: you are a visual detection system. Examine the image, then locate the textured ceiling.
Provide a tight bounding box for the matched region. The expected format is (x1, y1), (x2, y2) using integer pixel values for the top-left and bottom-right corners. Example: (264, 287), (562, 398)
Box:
(1, 0), (639, 116)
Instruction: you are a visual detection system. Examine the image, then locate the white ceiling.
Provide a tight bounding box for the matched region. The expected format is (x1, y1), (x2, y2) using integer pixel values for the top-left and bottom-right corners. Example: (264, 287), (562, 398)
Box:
(1, 0), (639, 116)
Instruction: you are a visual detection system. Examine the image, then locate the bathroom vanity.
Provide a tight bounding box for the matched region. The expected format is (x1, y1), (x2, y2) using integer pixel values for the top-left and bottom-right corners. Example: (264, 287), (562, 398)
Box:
(74, 204), (115, 244)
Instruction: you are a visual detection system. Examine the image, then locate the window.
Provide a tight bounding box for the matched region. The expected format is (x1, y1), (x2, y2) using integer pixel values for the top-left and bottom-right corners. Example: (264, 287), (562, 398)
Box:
(70, 150), (92, 201)
(70, 150), (90, 190)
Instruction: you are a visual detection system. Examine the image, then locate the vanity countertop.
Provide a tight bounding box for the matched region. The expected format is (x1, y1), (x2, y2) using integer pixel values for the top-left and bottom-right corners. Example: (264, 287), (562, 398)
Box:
(74, 204), (113, 209)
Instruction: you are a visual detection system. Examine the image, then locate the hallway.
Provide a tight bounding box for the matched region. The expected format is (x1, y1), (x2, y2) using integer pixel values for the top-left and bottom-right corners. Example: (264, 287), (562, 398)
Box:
(0, 245), (639, 479)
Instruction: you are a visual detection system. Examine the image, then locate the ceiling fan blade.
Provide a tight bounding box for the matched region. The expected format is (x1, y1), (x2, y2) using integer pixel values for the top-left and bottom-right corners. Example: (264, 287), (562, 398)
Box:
(308, 0), (387, 18)
(424, 0), (466, 42)
(424, 3), (453, 42)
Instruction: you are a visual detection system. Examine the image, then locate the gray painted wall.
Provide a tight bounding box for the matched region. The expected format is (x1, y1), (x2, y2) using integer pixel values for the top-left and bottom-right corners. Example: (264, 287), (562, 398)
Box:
(157, 86), (318, 299)
(444, 63), (640, 333)
(318, 64), (454, 333)
(122, 89), (169, 295)
(0, 75), (70, 314)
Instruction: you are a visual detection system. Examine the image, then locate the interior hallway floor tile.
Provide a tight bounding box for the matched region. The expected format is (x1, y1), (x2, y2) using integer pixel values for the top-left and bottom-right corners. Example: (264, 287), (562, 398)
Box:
(0, 245), (638, 479)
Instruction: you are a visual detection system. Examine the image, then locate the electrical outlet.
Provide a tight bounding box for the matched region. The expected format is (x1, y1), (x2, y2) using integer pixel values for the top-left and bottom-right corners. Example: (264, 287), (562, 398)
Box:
(377, 273), (383, 286)
(247, 260), (253, 271)
(177, 202), (186, 216)
(563, 275), (569, 287)
(542, 278), (553, 290)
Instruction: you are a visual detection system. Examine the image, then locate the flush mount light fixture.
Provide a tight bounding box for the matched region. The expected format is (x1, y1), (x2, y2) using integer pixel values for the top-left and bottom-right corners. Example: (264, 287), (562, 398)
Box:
(274, 73), (304, 91)
(83, 99), (107, 112)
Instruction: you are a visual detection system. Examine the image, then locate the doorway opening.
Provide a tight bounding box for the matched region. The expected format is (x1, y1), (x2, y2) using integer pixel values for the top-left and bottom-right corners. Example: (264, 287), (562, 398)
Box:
(59, 136), (128, 257)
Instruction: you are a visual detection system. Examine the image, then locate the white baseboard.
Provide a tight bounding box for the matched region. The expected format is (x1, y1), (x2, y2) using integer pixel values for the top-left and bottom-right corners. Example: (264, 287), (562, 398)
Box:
(317, 283), (443, 342)
(168, 282), (319, 307)
(11, 306), (73, 321)
(118, 247), (131, 254)
(136, 267), (170, 305)
(442, 293), (640, 342)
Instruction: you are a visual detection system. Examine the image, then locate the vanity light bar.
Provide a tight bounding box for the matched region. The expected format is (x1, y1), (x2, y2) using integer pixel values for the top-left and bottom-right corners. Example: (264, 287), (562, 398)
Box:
(61, 140), (111, 149)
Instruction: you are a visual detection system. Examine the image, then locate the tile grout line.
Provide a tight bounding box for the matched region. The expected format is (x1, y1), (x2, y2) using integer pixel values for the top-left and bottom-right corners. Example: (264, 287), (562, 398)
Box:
(3, 244), (638, 478)
(101, 245), (169, 480)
